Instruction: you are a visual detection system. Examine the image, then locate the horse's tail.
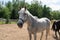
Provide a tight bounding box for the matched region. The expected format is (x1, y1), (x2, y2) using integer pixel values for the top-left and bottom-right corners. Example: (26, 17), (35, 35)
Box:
(51, 21), (56, 31)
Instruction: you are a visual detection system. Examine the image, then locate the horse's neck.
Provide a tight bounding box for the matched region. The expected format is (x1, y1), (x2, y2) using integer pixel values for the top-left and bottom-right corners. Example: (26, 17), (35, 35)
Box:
(26, 15), (34, 26)
(26, 10), (37, 26)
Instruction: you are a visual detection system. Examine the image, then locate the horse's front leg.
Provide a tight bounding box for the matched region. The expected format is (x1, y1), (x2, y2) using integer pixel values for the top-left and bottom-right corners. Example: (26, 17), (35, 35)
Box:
(27, 27), (32, 40)
(29, 33), (32, 40)
(33, 33), (36, 40)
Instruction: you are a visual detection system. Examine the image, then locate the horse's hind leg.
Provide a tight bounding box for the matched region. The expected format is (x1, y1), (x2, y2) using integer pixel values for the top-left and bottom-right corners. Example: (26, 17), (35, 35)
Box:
(55, 31), (58, 38)
(46, 28), (50, 40)
(40, 32), (43, 40)
(58, 30), (60, 40)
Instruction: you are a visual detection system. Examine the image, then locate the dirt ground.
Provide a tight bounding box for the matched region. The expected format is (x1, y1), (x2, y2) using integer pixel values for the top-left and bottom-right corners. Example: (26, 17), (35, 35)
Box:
(0, 24), (58, 40)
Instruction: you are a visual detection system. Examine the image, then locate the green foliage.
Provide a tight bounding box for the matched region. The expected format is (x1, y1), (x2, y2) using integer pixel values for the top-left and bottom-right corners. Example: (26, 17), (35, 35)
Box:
(28, 1), (43, 18)
(51, 11), (60, 20)
(42, 5), (51, 19)
(10, 0), (25, 19)
(1, 7), (10, 18)
(0, 0), (60, 20)
(0, 3), (3, 18)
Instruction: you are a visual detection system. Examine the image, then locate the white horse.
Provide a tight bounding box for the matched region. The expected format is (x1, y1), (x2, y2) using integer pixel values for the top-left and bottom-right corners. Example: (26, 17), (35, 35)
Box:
(17, 7), (51, 40)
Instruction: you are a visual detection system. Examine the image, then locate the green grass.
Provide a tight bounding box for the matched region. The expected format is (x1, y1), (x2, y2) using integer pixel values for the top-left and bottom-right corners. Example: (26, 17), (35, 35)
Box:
(0, 21), (5, 24)
(10, 22), (17, 24)
(0, 22), (3, 24)
(0, 21), (17, 24)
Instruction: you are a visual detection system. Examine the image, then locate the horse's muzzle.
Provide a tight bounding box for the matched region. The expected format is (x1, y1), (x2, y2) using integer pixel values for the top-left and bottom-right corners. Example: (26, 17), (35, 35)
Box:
(17, 22), (23, 28)
(17, 20), (24, 28)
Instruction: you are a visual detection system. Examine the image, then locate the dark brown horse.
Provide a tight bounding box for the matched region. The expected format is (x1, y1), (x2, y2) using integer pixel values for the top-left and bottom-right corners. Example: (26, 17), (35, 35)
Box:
(52, 20), (60, 39)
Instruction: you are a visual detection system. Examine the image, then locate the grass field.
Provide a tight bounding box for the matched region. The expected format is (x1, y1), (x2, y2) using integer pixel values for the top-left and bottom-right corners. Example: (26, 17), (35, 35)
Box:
(0, 21), (16, 24)
(0, 23), (58, 40)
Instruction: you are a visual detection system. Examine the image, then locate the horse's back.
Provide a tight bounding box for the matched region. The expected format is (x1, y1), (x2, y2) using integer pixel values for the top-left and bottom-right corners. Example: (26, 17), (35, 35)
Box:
(38, 18), (50, 25)
(35, 18), (50, 32)
(40, 18), (50, 27)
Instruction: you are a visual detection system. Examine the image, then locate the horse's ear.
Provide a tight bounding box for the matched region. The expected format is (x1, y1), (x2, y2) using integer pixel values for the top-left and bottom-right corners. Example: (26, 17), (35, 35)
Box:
(24, 6), (26, 10)
(18, 7), (22, 11)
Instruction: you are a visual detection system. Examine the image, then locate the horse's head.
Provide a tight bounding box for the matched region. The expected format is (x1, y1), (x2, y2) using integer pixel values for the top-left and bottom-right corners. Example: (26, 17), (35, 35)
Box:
(17, 7), (28, 28)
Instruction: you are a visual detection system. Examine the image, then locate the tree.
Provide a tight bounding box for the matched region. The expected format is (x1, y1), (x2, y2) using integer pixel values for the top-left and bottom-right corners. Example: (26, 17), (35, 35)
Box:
(6, 1), (13, 11)
(0, 0), (60, 20)
(0, 2), (3, 18)
(10, 0), (26, 19)
(10, 0), (19, 19)
(1, 7), (11, 24)
(42, 5), (51, 19)
(28, 1), (43, 18)
(51, 11), (60, 20)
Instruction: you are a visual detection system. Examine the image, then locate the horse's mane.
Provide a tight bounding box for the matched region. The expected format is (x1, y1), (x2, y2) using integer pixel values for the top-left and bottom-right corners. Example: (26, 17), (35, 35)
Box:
(26, 10), (33, 17)
(26, 9), (38, 19)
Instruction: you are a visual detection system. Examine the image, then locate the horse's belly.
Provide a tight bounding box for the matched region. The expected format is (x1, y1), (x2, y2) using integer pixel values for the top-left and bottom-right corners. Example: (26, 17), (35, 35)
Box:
(36, 26), (47, 32)
(28, 26), (47, 34)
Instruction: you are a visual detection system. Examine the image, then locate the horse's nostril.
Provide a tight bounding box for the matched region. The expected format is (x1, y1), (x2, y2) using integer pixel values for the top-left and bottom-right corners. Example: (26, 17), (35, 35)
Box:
(17, 22), (23, 28)
(20, 23), (23, 26)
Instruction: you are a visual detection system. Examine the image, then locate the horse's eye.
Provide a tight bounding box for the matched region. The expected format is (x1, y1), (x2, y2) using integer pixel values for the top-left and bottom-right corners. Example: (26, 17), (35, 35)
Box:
(24, 13), (26, 15)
